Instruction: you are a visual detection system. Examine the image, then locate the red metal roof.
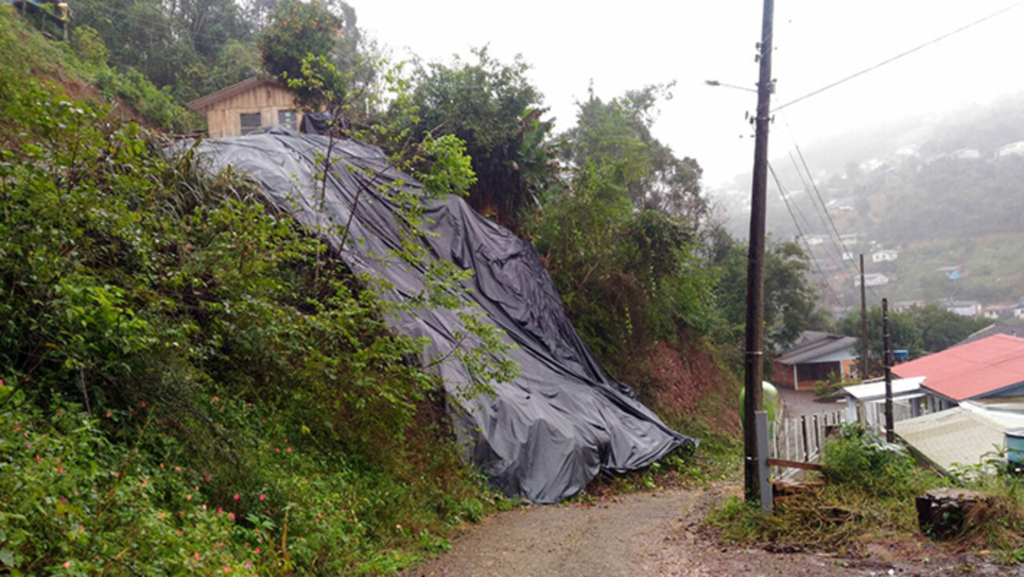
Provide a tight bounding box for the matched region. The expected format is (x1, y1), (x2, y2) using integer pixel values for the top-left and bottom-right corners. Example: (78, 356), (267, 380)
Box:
(894, 334), (1024, 401)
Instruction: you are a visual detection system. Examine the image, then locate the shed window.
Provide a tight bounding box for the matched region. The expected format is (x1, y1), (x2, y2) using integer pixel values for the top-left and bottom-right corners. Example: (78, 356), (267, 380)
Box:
(240, 112), (262, 135)
(278, 110), (297, 129)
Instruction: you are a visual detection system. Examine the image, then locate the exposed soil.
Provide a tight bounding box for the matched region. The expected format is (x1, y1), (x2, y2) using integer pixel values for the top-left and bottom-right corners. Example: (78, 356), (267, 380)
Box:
(403, 486), (1019, 577)
(648, 340), (742, 436)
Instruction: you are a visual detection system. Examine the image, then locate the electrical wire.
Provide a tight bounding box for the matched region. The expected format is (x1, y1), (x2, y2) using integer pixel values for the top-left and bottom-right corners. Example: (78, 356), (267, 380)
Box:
(768, 161), (845, 307)
(772, 0), (1024, 112)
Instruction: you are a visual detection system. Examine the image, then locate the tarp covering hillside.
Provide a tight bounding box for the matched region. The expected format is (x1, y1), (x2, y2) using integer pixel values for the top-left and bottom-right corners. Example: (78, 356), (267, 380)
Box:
(197, 128), (694, 503)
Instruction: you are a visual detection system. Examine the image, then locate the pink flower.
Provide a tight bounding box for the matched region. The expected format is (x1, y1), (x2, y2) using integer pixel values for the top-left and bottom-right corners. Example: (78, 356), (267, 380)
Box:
(285, 447), (292, 453)
(396, 524), (402, 530)
(246, 562), (252, 568)
(34, 454), (40, 462)
(60, 498), (68, 504)
(186, 494), (192, 501)
(217, 508), (223, 515)
(233, 494), (240, 500)
(211, 396), (220, 403)
(254, 547), (261, 554)
(223, 567), (231, 573)
(57, 466), (65, 474)
(194, 552), (200, 560)
(105, 412), (112, 418)
(259, 494), (265, 501)
(63, 561), (71, 568)
(229, 512), (236, 520)
(202, 504), (208, 510)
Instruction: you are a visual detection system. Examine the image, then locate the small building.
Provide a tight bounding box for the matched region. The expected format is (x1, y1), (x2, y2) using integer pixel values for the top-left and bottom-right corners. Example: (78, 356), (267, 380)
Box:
(187, 76), (302, 138)
(997, 141), (1024, 159)
(773, 331), (859, 391)
(854, 273), (889, 288)
(895, 403), (1024, 474)
(1016, 304), (1024, 320)
(892, 299), (926, 313)
(951, 148), (981, 160)
(983, 303), (1020, 320)
(871, 249), (898, 263)
(936, 265), (965, 281)
(941, 299), (982, 318)
(894, 334), (1024, 406)
(842, 376), (929, 431)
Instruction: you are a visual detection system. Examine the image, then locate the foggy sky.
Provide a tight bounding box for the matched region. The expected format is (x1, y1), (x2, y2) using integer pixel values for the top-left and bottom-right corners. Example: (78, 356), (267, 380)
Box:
(356, 1), (1022, 188)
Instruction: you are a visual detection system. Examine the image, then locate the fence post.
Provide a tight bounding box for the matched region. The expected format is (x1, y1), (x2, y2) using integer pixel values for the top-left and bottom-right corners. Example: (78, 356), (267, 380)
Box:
(756, 411), (773, 513)
(801, 416), (809, 462)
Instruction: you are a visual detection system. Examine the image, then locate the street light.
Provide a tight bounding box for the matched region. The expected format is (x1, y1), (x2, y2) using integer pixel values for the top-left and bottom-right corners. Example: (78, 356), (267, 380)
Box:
(705, 79), (758, 93)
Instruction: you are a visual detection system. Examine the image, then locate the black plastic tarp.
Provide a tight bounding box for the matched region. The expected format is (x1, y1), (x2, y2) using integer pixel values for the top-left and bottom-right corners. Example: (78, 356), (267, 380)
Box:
(197, 128), (695, 503)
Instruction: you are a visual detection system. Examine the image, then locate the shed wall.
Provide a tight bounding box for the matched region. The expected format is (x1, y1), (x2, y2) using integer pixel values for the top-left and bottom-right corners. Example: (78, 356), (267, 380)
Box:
(200, 83), (298, 138)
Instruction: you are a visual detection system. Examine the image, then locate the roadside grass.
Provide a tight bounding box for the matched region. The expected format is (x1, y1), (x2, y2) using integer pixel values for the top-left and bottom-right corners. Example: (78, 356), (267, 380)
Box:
(704, 425), (1024, 562)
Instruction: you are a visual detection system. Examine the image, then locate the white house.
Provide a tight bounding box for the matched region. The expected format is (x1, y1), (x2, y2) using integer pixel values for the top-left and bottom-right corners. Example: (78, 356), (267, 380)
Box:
(855, 273), (889, 288)
(951, 148), (981, 160)
(942, 300), (982, 318)
(871, 249), (898, 263)
(1015, 304), (1024, 320)
(997, 141), (1024, 159)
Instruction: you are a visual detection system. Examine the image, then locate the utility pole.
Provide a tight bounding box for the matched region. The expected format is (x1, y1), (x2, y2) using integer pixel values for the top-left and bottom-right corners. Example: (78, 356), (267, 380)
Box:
(882, 298), (895, 442)
(743, 0), (775, 503)
(859, 254), (869, 380)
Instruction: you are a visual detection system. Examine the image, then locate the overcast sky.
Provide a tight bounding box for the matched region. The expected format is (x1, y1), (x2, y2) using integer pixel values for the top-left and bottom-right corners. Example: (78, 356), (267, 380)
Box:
(356, 1), (1022, 189)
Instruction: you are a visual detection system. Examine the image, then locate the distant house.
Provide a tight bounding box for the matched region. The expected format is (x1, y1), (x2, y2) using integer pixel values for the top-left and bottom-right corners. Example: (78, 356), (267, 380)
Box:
(854, 273), (889, 288)
(187, 76), (302, 138)
(936, 265), (965, 281)
(894, 334), (1024, 406)
(983, 303), (1020, 320)
(841, 252), (854, 262)
(951, 148), (981, 160)
(892, 299), (926, 313)
(942, 300), (982, 317)
(997, 141), (1024, 159)
(773, 331), (859, 391)
(871, 249), (898, 263)
(1016, 304), (1024, 321)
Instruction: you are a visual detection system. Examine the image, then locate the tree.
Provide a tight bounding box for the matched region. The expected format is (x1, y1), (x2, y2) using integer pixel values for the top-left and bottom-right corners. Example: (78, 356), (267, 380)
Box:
(405, 48), (552, 230)
(906, 304), (987, 353)
(837, 307), (923, 375)
(715, 240), (827, 354)
(259, 0), (342, 106)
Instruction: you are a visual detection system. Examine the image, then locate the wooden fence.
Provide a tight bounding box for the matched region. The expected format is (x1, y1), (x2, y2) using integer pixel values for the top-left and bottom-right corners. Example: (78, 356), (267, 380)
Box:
(770, 410), (844, 479)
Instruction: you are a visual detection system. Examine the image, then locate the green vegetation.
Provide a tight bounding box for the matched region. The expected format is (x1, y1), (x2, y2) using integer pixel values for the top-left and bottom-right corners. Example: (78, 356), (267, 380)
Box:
(835, 303), (988, 369)
(0, 8), (193, 131)
(0, 46), (514, 572)
(707, 425), (1024, 559)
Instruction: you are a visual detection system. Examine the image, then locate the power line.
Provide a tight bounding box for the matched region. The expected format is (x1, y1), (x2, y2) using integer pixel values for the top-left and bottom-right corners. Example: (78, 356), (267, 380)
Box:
(773, 0), (1024, 112)
(767, 161), (844, 307)
(779, 116), (884, 304)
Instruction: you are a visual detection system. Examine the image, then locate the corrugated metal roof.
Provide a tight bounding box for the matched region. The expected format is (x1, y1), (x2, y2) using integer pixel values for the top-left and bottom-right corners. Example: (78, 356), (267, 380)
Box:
(843, 376), (925, 401)
(895, 404), (1024, 472)
(893, 334), (1024, 401)
(776, 332), (857, 365)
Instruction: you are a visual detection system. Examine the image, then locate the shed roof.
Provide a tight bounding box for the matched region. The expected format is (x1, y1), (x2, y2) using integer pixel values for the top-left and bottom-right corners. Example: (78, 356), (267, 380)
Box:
(187, 76), (284, 112)
(894, 403), (1024, 473)
(957, 324), (1021, 347)
(842, 376), (925, 402)
(894, 334), (1024, 401)
(776, 331), (857, 365)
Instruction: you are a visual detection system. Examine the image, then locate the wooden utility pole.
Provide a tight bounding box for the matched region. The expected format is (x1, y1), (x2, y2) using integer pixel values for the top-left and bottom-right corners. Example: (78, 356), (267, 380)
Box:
(743, 0), (775, 502)
(882, 298), (895, 442)
(860, 254), (869, 379)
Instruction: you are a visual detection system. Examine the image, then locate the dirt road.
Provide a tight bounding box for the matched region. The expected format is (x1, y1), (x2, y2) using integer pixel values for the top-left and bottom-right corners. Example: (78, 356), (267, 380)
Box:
(403, 487), (862, 577)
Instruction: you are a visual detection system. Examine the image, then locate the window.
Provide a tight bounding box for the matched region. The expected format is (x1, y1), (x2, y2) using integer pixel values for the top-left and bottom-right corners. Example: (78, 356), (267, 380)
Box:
(240, 112), (262, 135)
(278, 110), (297, 129)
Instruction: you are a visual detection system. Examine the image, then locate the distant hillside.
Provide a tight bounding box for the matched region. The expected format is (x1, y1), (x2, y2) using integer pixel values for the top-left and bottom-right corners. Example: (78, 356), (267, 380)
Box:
(715, 93), (1024, 309)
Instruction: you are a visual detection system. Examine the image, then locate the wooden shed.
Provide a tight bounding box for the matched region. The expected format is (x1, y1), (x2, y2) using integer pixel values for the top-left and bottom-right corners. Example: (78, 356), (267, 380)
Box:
(187, 76), (301, 138)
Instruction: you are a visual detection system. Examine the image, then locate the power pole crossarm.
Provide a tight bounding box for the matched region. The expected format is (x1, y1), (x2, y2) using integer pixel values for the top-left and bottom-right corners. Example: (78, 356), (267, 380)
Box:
(743, 0), (775, 503)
